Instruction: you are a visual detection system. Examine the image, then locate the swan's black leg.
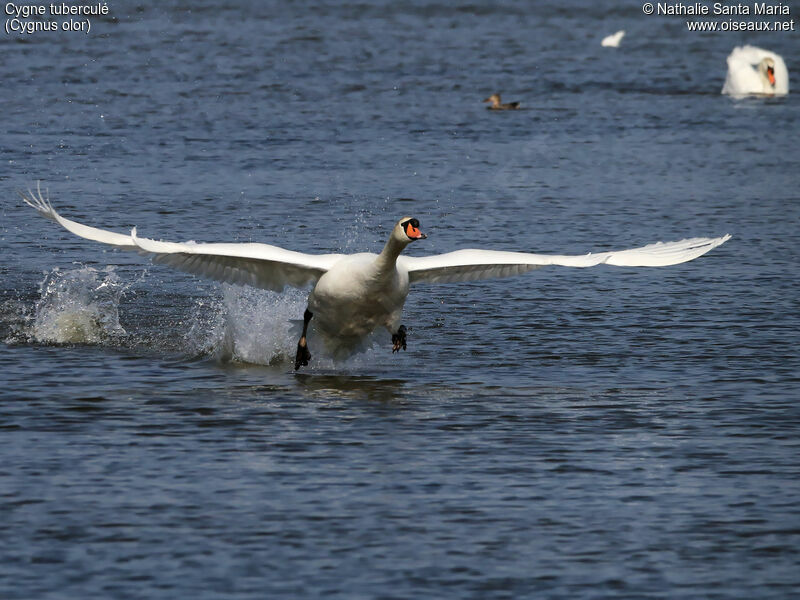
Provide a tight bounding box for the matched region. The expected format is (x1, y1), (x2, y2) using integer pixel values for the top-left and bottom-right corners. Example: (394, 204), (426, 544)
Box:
(294, 309), (313, 370)
(392, 325), (407, 353)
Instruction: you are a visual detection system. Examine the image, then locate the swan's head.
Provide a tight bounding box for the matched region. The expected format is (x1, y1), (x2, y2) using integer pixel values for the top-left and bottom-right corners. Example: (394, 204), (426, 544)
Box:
(760, 57), (777, 88)
(395, 217), (426, 244)
(483, 93), (501, 107)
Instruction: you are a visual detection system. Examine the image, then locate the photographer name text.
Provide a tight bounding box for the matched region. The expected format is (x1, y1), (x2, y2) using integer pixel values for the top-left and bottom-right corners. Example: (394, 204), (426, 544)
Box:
(656, 2), (789, 16)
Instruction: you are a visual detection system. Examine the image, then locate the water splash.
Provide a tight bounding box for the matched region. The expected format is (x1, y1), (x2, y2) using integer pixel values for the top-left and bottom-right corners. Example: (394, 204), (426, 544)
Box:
(30, 266), (129, 344)
(184, 284), (307, 365)
(184, 284), (383, 370)
(12, 263), (384, 369)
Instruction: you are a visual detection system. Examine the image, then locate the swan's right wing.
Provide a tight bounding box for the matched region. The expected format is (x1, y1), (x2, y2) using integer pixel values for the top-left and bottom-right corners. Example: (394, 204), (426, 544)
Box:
(130, 231), (342, 291)
(22, 185), (342, 292)
(401, 235), (731, 285)
(22, 183), (138, 249)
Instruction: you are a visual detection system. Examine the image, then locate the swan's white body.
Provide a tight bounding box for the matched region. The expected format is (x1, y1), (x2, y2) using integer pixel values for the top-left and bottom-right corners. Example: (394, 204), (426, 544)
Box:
(309, 252), (409, 353)
(23, 186), (731, 361)
(601, 30), (625, 48)
(722, 45), (789, 96)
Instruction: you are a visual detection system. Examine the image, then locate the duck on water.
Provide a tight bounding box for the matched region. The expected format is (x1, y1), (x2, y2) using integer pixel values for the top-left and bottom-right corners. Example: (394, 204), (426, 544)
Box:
(483, 93), (521, 110)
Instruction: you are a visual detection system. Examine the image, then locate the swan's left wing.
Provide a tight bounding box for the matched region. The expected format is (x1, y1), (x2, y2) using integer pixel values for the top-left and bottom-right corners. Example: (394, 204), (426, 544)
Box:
(22, 185), (342, 292)
(401, 235), (731, 285)
(130, 231), (342, 291)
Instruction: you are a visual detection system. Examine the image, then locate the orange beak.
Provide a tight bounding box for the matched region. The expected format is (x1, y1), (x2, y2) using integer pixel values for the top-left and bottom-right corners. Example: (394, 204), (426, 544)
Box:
(406, 224), (426, 239)
(768, 66), (776, 86)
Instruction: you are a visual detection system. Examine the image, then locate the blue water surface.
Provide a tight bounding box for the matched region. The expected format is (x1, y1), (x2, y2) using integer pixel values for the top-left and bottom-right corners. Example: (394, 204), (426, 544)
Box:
(1, 1), (799, 598)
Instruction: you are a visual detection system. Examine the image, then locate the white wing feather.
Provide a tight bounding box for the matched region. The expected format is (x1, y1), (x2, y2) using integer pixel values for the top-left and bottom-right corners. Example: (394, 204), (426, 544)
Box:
(130, 229), (341, 291)
(22, 185), (342, 292)
(401, 235), (731, 285)
(21, 182), (137, 249)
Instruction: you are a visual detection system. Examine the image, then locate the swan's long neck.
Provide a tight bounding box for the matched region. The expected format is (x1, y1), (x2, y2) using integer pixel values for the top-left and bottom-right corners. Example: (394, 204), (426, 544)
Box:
(374, 234), (408, 274)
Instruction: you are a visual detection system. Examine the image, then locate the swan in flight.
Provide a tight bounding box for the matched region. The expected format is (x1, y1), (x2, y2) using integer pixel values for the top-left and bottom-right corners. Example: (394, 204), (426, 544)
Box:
(483, 93), (521, 110)
(601, 30), (625, 48)
(22, 185), (730, 370)
(722, 45), (789, 96)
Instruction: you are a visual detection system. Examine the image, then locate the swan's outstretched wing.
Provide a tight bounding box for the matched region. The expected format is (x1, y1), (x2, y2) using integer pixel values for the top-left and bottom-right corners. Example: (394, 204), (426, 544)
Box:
(22, 185), (342, 292)
(401, 235), (731, 285)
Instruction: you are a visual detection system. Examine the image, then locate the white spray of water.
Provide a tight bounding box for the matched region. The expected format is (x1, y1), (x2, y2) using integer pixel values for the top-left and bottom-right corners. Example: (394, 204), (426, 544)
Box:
(220, 285), (307, 364)
(184, 284), (383, 369)
(183, 284), (307, 365)
(18, 265), (377, 367)
(30, 266), (129, 344)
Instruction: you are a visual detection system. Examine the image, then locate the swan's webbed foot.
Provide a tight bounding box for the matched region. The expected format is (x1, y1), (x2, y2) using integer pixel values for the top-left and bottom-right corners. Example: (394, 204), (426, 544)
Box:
(392, 325), (407, 353)
(295, 338), (311, 370)
(294, 308), (313, 371)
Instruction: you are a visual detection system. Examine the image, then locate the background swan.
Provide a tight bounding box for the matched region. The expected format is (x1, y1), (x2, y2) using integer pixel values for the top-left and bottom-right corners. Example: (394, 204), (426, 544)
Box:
(601, 30), (625, 48)
(722, 45), (789, 96)
(23, 185), (730, 369)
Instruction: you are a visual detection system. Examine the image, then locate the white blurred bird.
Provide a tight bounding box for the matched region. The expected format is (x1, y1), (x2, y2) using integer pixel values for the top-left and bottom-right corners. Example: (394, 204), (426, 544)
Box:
(722, 45), (789, 96)
(601, 30), (625, 48)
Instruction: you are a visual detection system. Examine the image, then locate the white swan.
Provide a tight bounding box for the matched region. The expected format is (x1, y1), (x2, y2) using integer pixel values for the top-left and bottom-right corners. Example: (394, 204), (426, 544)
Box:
(22, 185), (731, 369)
(601, 30), (625, 48)
(722, 45), (789, 96)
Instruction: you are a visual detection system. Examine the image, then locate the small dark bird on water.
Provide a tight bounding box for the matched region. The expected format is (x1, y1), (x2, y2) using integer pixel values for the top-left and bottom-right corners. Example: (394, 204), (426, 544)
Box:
(483, 93), (521, 110)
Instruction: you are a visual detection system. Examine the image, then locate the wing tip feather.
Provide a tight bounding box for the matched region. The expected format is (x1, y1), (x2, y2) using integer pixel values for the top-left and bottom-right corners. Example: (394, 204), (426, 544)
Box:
(20, 181), (57, 221)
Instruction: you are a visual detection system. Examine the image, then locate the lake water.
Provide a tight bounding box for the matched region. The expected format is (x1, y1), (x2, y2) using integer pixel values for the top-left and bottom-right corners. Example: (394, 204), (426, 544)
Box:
(2, 1), (799, 598)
